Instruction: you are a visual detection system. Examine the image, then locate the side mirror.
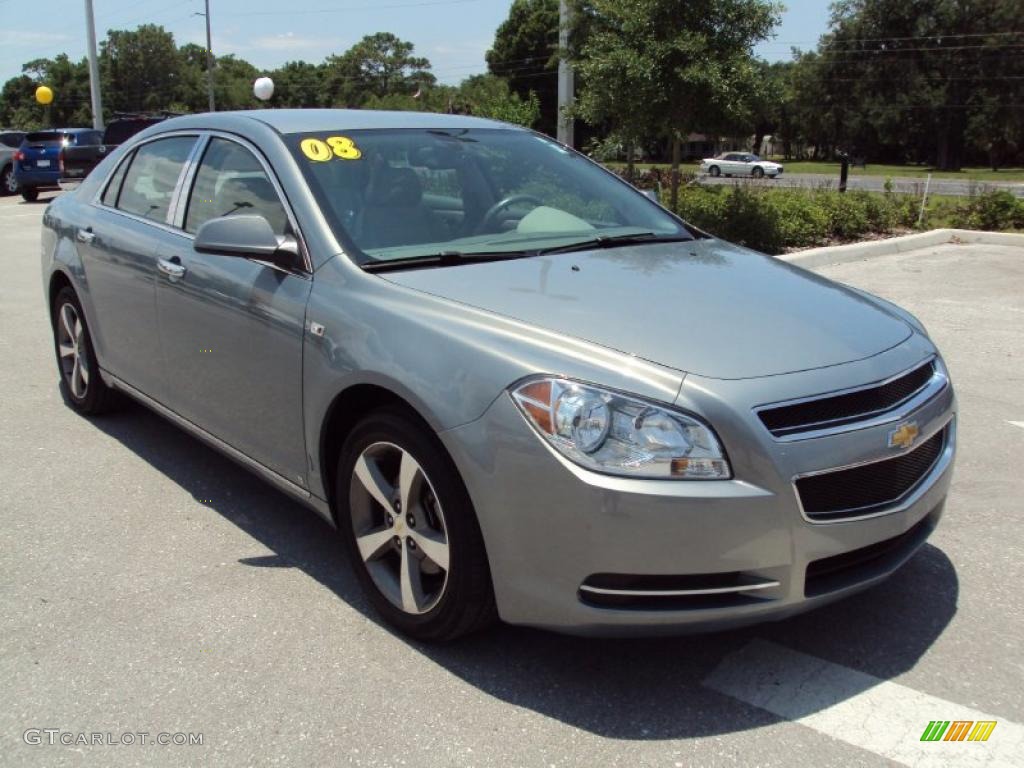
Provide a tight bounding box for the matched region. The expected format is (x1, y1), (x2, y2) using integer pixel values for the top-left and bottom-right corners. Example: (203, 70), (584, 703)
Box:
(642, 188), (661, 203)
(194, 214), (300, 269)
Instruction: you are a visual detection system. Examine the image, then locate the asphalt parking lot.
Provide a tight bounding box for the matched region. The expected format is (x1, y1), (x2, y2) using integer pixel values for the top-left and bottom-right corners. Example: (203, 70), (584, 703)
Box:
(2, 191), (1022, 767)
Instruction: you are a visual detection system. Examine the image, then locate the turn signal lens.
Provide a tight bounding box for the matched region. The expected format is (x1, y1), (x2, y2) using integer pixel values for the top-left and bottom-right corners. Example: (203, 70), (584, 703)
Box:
(510, 377), (730, 480)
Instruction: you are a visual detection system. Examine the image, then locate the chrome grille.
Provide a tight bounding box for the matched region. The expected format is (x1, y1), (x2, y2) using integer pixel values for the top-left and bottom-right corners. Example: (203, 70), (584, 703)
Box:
(758, 361), (937, 438)
(795, 427), (946, 522)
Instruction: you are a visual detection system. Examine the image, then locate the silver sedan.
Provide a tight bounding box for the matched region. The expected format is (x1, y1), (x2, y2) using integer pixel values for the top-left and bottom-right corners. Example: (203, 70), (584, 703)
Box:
(701, 152), (783, 178)
(40, 110), (955, 640)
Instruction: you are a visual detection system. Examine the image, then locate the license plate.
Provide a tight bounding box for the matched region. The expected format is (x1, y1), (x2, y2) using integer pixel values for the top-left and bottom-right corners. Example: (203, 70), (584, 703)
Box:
(36, 159), (50, 168)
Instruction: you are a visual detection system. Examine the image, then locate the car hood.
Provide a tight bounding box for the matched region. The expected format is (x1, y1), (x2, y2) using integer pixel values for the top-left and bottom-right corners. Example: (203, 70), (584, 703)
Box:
(381, 239), (913, 379)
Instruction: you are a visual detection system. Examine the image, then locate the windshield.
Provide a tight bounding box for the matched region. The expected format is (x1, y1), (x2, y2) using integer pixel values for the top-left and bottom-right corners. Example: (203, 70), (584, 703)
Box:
(286, 128), (689, 266)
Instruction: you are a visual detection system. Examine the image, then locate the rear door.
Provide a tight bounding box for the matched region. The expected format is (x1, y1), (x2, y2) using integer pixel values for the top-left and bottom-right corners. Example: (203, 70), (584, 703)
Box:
(78, 134), (199, 395)
(155, 134), (312, 483)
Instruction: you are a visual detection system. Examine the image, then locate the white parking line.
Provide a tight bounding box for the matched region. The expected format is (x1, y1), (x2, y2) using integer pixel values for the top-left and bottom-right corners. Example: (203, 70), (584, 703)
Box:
(1009, 421), (1024, 430)
(704, 640), (1023, 767)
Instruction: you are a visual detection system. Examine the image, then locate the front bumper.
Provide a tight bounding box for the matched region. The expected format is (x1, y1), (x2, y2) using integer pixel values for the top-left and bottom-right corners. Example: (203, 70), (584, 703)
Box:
(442, 335), (956, 636)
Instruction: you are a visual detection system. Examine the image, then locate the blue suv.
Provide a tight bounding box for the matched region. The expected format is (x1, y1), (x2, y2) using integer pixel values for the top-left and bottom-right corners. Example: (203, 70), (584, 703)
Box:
(13, 128), (102, 201)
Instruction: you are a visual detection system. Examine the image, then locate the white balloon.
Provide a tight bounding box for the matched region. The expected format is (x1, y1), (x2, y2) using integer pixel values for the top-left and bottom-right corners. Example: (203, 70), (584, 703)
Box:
(253, 77), (274, 101)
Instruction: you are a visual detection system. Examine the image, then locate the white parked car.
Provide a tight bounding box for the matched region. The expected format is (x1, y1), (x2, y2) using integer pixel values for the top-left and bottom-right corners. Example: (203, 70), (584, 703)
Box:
(700, 152), (783, 179)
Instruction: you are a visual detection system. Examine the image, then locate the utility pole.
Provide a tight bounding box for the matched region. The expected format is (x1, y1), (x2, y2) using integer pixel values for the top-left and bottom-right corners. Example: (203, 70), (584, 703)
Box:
(195, 0), (215, 111)
(84, 0), (104, 129)
(556, 0), (574, 147)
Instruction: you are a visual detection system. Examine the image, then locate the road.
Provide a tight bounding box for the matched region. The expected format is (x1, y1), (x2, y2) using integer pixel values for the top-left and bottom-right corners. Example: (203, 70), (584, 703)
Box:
(699, 172), (1024, 197)
(2, 191), (1023, 767)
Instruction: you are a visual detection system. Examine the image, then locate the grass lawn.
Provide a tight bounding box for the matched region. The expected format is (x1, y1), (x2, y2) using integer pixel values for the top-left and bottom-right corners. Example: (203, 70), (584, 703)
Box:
(608, 161), (1024, 182)
(773, 161), (1024, 182)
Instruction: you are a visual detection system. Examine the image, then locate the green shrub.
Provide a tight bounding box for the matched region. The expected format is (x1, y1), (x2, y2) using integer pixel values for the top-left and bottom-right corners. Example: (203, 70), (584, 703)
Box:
(671, 184), (1021, 254)
(958, 190), (1024, 231)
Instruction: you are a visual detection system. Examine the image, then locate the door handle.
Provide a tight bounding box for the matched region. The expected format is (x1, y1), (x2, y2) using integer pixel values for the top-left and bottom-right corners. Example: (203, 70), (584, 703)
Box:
(157, 256), (187, 282)
(76, 227), (95, 244)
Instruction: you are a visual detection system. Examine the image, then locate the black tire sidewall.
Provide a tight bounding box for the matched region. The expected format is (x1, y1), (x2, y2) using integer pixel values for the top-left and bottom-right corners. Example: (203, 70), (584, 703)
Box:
(335, 407), (493, 641)
(21, 187), (38, 202)
(752, 167), (764, 178)
(709, 166), (720, 177)
(1, 165), (15, 195)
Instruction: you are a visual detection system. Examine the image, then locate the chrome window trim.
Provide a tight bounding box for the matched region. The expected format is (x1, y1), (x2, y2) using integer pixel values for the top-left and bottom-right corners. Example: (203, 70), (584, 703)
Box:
(791, 415), (955, 525)
(754, 356), (946, 442)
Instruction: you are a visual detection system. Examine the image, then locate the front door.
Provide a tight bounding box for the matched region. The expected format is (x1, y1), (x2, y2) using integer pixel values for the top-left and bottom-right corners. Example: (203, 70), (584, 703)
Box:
(154, 136), (312, 485)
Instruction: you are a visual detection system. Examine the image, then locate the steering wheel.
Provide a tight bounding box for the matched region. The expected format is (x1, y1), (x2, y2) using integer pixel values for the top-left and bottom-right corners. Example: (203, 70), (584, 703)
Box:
(475, 194), (544, 235)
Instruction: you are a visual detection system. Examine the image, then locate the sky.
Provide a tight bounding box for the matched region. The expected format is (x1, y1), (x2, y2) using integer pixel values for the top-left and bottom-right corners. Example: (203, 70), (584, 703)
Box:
(0, 0), (834, 88)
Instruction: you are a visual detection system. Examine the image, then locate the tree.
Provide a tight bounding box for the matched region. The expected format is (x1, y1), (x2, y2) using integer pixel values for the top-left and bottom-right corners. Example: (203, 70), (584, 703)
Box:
(815, 0), (1024, 170)
(324, 33), (434, 107)
(487, 0), (559, 135)
(455, 74), (541, 126)
(572, 0), (781, 207)
(267, 61), (327, 108)
(101, 25), (182, 114)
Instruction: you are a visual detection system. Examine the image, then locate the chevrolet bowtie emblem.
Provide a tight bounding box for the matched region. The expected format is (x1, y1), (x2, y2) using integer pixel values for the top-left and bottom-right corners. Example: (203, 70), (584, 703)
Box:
(888, 422), (919, 450)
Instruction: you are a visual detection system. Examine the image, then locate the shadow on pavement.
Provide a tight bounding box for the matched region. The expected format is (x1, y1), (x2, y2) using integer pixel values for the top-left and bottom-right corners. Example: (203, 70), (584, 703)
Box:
(87, 394), (960, 741)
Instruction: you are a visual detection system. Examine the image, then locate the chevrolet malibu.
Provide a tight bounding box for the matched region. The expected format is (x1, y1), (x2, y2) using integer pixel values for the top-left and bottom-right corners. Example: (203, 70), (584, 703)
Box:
(41, 110), (956, 640)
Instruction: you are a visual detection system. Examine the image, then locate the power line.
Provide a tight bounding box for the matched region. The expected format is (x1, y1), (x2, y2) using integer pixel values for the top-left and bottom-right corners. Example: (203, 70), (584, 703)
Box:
(234, 0), (482, 16)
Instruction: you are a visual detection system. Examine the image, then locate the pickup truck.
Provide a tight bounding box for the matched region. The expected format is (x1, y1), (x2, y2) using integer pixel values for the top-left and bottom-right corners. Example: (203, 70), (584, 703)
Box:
(59, 114), (173, 188)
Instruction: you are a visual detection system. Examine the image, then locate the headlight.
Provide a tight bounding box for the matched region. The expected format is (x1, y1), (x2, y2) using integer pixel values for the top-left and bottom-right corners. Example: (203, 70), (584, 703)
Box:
(510, 377), (731, 480)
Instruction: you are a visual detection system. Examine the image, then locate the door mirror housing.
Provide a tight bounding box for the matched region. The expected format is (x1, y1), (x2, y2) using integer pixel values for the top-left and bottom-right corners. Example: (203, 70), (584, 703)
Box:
(194, 214), (300, 269)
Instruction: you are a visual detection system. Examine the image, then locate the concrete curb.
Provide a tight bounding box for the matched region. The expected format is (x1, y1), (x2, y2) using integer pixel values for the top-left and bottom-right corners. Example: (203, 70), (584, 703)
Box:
(780, 229), (1024, 268)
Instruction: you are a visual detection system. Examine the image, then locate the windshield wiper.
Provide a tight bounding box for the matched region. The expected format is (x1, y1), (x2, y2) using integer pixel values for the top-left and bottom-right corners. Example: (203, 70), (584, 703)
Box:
(362, 249), (531, 273)
(536, 232), (694, 255)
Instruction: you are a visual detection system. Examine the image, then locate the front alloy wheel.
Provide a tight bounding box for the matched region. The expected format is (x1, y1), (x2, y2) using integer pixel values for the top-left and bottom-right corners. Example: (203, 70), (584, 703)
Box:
(350, 441), (451, 614)
(337, 407), (495, 641)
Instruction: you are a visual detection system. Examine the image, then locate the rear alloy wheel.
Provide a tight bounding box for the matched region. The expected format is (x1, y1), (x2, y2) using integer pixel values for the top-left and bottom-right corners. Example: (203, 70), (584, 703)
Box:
(1, 165), (16, 195)
(21, 187), (38, 202)
(52, 286), (116, 414)
(752, 166), (765, 179)
(708, 165), (721, 177)
(337, 408), (495, 641)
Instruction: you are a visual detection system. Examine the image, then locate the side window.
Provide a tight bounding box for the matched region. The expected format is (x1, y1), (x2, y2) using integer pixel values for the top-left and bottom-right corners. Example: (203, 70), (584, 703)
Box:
(117, 136), (196, 222)
(184, 138), (289, 236)
(101, 153), (132, 207)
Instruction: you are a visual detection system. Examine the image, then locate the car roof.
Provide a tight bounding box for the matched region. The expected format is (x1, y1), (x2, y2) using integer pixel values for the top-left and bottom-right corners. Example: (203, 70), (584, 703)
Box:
(151, 108), (520, 135)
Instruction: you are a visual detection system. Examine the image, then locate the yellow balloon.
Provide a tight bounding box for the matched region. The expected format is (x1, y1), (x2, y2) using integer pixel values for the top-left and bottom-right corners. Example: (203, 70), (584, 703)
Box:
(35, 85), (54, 105)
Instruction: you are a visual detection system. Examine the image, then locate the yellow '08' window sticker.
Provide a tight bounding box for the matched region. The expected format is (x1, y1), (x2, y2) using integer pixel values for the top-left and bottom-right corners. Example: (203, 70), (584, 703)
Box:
(300, 136), (362, 162)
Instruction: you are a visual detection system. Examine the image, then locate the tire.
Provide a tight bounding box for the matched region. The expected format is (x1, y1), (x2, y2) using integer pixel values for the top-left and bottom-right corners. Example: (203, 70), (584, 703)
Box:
(336, 406), (496, 641)
(1, 164), (16, 196)
(708, 165), (721, 177)
(752, 166), (765, 179)
(21, 187), (39, 202)
(51, 286), (116, 415)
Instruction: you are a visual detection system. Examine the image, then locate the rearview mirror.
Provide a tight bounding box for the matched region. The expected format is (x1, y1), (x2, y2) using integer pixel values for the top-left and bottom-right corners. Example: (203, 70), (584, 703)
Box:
(194, 214), (299, 269)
